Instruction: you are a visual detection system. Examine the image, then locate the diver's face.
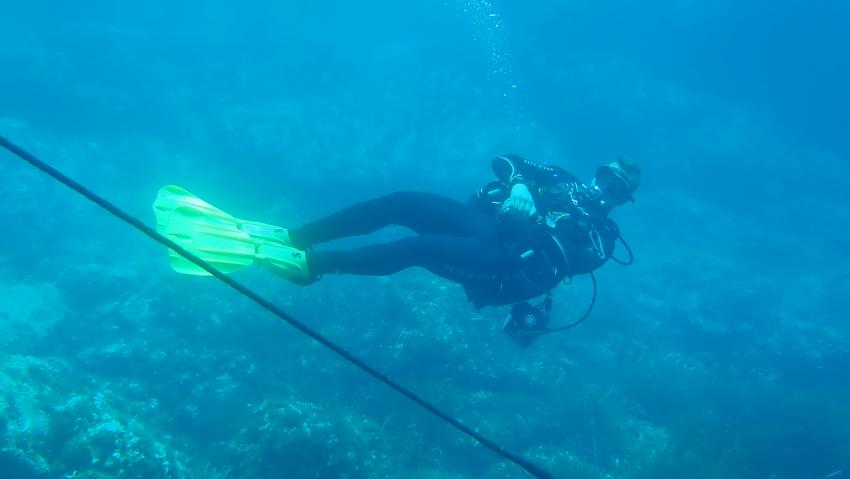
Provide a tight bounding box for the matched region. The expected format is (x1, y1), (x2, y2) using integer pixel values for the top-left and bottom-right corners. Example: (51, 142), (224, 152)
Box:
(593, 167), (632, 207)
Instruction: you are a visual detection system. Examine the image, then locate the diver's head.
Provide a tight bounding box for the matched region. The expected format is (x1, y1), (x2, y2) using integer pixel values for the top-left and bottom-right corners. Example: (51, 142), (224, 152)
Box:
(593, 157), (641, 208)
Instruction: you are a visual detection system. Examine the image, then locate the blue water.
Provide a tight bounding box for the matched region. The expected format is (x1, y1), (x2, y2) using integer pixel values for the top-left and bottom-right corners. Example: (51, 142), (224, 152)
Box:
(1, 1), (849, 478)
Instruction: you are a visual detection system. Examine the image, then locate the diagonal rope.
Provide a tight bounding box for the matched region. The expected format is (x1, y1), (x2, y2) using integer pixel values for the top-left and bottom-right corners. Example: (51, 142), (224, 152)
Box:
(0, 135), (556, 479)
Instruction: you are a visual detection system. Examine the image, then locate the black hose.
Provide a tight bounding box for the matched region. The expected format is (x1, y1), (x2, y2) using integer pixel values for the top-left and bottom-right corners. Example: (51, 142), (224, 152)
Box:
(0, 135), (556, 479)
(544, 272), (597, 334)
(610, 234), (634, 265)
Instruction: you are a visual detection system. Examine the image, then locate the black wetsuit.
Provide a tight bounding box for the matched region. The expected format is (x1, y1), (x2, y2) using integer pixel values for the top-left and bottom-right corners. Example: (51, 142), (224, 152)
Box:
(287, 154), (622, 307)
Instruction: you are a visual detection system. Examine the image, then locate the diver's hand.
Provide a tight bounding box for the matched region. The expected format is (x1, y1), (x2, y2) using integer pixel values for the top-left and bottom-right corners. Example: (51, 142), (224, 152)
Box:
(500, 183), (537, 218)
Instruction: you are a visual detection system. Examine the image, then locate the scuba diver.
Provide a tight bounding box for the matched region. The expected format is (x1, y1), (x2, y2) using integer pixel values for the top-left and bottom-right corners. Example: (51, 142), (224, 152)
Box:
(154, 155), (639, 343)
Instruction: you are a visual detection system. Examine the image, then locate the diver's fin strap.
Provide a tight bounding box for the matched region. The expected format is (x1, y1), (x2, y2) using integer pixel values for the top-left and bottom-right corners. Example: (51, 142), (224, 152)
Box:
(255, 242), (312, 282)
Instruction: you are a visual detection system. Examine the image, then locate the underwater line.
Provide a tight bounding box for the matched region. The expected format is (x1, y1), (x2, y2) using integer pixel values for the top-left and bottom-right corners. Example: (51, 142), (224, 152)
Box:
(0, 135), (556, 479)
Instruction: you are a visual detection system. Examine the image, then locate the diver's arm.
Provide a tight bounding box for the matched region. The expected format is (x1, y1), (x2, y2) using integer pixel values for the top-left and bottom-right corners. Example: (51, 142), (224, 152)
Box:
(491, 154), (577, 186)
(492, 155), (542, 217)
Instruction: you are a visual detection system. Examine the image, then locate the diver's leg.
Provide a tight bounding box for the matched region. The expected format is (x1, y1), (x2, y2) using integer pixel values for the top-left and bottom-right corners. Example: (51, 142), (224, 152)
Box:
(309, 234), (513, 284)
(288, 192), (497, 248)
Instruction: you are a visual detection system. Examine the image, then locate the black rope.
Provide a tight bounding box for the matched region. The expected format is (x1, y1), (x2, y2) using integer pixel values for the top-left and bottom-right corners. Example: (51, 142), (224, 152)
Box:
(0, 136), (555, 479)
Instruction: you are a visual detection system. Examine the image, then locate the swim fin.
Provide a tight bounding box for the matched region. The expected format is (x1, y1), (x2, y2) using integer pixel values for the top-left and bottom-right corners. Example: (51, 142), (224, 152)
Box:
(153, 185), (256, 275)
(153, 185), (312, 282)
